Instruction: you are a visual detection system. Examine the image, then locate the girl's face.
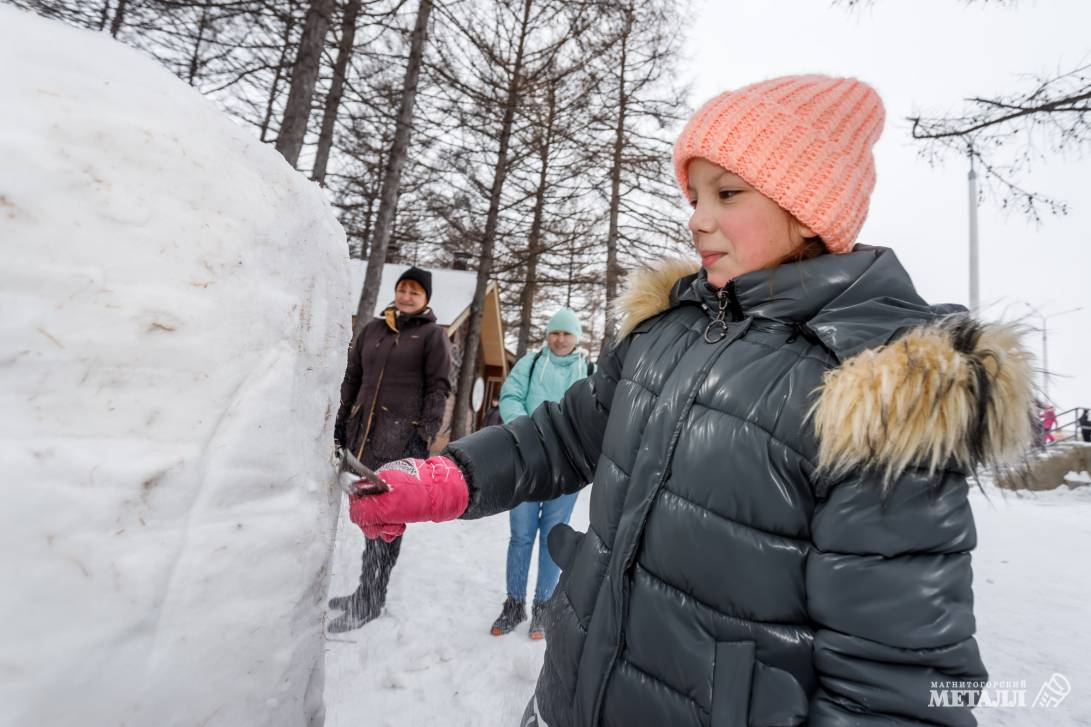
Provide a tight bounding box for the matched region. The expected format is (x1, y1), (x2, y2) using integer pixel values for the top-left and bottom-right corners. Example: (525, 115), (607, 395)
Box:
(686, 158), (814, 288)
(394, 280), (427, 314)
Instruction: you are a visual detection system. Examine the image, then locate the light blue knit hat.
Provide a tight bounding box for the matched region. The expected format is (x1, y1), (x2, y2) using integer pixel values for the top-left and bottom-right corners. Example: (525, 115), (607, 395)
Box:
(546, 308), (582, 343)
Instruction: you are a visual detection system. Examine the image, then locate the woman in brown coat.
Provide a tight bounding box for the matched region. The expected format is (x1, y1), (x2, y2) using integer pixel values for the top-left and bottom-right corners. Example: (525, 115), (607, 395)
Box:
(328, 266), (452, 633)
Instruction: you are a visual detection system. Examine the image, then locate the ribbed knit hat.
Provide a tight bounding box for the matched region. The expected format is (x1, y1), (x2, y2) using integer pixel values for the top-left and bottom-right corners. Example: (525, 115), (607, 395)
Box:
(395, 265), (432, 302)
(546, 308), (582, 343)
(673, 75), (885, 253)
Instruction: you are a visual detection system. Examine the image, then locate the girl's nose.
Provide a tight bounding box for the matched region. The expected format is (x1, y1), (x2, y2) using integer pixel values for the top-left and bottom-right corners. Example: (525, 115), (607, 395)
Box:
(688, 204), (713, 234)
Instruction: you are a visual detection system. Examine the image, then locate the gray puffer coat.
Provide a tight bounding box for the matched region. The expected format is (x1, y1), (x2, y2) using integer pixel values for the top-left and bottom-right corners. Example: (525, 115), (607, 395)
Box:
(445, 246), (1034, 727)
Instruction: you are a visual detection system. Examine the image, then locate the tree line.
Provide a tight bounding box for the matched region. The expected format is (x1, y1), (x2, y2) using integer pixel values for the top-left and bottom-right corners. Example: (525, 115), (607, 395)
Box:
(12, 0), (693, 437)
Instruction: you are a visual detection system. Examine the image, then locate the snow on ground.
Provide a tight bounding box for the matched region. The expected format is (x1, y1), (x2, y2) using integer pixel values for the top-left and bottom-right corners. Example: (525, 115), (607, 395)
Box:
(322, 496), (587, 726)
(1065, 470), (1091, 485)
(971, 482), (1091, 725)
(1, 7), (350, 726)
(325, 482), (1091, 726)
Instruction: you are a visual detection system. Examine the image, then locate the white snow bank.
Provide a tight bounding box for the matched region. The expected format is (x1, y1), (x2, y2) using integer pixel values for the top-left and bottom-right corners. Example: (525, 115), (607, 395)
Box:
(0, 7), (351, 726)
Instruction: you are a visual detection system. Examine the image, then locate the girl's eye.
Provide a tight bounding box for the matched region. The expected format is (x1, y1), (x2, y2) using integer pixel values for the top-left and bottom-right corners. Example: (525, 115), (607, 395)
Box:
(719, 190), (739, 200)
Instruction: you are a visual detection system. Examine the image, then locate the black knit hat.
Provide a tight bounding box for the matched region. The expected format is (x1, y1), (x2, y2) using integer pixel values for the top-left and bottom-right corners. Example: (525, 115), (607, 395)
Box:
(395, 266), (432, 303)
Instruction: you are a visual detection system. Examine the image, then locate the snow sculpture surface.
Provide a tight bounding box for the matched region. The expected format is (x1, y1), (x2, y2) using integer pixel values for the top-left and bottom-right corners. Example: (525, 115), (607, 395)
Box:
(0, 8), (350, 726)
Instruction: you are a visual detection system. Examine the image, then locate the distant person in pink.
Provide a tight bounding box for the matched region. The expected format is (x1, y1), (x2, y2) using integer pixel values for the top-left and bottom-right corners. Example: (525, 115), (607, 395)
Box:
(1041, 405), (1058, 443)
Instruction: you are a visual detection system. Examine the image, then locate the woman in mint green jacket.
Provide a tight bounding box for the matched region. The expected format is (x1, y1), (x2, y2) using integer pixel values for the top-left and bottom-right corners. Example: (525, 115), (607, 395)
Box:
(490, 308), (591, 640)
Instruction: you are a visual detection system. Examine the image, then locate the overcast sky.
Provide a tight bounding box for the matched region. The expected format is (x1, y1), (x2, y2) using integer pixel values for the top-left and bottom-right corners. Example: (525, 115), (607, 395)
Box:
(682, 0), (1090, 414)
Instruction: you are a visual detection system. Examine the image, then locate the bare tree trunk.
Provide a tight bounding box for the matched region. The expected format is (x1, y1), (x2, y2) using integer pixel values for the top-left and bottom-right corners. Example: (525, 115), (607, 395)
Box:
(260, 9), (298, 143)
(355, 0), (434, 324)
(362, 136), (389, 258)
(312, 0), (362, 185)
(516, 223), (542, 360)
(359, 195), (376, 256)
(602, 13), (631, 346)
(565, 244), (575, 308)
(450, 0), (532, 440)
(276, 0), (336, 166)
(516, 80), (557, 359)
(187, 1), (211, 86)
(109, 0), (128, 37)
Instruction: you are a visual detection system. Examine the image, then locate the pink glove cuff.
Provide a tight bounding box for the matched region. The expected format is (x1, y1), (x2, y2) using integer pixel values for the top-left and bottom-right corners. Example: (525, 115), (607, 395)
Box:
(362, 523), (406, 542)
(413, 456), (470, 522)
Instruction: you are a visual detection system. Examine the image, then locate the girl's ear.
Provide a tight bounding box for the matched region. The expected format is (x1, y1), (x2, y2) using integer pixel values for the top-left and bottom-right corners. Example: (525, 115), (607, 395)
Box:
(791, 217), (816, 240)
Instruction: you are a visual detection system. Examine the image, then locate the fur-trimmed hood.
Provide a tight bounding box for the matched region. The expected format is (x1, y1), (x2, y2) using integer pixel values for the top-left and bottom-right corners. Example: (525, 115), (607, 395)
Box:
(615, 247), (1037, 482)
(615, 257), (701, 341)
(811, 317), (1036, 485)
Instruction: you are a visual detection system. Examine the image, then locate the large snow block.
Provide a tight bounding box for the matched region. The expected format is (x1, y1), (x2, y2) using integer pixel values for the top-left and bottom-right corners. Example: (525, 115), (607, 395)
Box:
(0, 8), (351, 726)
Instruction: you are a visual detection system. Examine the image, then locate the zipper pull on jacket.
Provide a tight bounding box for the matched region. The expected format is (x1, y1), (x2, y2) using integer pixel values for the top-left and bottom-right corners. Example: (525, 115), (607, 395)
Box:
(703, 282), (744, 343)
(703, 290), (730, 343)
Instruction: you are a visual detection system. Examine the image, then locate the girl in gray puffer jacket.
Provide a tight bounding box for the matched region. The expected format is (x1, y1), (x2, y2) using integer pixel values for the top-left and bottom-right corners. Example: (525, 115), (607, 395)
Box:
(347, 75), (1036, 727)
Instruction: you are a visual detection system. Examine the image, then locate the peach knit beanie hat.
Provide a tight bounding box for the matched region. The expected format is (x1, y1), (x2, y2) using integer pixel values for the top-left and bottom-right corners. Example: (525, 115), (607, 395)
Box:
(673, 75), (885, 253)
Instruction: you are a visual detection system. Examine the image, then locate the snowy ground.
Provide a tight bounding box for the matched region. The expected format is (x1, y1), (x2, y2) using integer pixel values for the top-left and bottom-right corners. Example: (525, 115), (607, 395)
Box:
(324, 475), (1091, 726)
(970, 478), (1091, 726)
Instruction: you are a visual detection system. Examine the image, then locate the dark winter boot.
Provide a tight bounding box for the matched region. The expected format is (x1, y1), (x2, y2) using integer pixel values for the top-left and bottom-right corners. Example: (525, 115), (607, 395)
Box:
(489, 597), (526, 636)
(327, 598), (382, 634)
(328, 536), (403, 634)
(327, 591), (359, 612)
(528, 601), (548, 641)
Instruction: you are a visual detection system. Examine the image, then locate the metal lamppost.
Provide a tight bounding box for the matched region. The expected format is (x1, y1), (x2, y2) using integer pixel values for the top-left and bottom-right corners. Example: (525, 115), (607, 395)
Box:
(1024, 303), (1084, 401)
(967, 153), (980, 312)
